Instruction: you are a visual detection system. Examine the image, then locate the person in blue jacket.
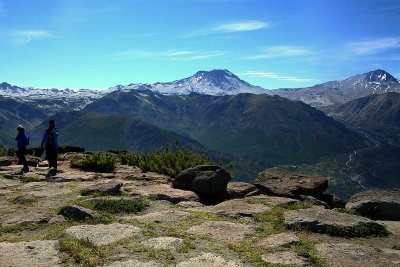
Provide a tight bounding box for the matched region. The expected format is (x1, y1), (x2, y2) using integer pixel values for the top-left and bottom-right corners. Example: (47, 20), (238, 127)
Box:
(15, 125), (30, 173)
(41, 120), (59, 171)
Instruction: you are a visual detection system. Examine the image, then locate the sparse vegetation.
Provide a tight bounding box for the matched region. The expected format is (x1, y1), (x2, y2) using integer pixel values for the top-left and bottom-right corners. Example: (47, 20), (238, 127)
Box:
(70, 152), (116, 173)
(291, 236), (324, 267)
(0, 145), (16, 156)
(325, 222), (389, 237)
(118, 144), (214, 177)
(59, 236), (103, 267)
(80, 198), (148, 214)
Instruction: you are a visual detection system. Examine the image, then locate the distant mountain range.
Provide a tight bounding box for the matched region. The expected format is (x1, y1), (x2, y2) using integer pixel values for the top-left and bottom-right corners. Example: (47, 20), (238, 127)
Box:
(271, 69), (400, 107)
(83, 90), (365, 166)
(1, 69), (399, 192)
(110, 69), (266, 95)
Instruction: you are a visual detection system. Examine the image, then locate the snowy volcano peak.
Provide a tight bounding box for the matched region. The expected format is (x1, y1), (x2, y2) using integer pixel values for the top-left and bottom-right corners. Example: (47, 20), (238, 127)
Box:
(116, 69), (267, 96)
(365, 69), (398, 83)
(192, 69), (238, 85)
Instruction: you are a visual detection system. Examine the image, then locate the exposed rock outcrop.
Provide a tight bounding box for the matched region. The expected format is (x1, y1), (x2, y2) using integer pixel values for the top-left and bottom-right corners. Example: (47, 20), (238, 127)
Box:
(284, 208), (388, 237)
(254, 167), (328, 198)
(346, 188), (400, 220)
(173, 165), (231, 204)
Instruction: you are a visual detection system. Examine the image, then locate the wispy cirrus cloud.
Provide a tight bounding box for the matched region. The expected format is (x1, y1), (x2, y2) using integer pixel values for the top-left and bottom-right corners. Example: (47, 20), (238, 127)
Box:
(244, 45), (312, 60)
(112, 49), (226, 61)
(348, 37), (400, 55)
(187, 20), (270, 37)
(240, 71), (316, 83)
(12, 30), (51, 45)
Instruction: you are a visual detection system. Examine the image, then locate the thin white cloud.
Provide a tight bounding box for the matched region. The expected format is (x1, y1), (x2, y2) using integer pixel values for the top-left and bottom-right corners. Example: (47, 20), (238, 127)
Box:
(348, 37), (400, 55)
(187, 20), (270, 37)
(244, 45), (312, 59)
(112, 49), (226, 61)
(12, 30), (51, 45)
(240, 71), (316, 83)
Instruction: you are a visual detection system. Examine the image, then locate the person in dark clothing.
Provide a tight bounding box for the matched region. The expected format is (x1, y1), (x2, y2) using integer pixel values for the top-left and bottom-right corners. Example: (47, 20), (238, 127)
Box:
(15, 125), (30, 173)
(41, 120), (60, 171)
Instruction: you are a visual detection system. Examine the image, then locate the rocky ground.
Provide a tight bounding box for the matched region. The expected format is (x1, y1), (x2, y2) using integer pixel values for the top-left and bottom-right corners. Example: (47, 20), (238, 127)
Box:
(0, 155), (399, 267)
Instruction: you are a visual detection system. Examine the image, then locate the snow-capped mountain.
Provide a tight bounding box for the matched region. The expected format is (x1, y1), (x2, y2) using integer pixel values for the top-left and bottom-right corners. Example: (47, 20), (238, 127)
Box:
(0, 82), (109, 114)
(271, 69), (400, 107)
(109, 69), (267, 95)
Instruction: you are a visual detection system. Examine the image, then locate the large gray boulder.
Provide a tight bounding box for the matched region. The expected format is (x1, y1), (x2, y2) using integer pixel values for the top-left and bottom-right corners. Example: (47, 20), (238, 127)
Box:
(172, 165), (231, 203)
(346, 188), (400, 220)
(254, 167), (328, 198)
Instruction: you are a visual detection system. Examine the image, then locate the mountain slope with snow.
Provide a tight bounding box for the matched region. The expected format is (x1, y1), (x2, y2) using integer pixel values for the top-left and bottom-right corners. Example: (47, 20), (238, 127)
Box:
(0, 82), (109, 115)
(110, 69), (267, 96)
(271, 70), (400, 107)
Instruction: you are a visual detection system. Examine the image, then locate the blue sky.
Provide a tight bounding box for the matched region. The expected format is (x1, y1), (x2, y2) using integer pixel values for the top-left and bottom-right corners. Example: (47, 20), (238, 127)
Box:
(1, 0), (400, 89)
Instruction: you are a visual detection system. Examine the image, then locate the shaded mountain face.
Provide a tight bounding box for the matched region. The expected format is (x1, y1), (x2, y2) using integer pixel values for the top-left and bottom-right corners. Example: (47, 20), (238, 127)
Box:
(271, 70), (400, 108)
(326, 92), (400, 146)
(110, 69), (266, 96)
(29, 112), (207, 153)
(0, 96), (47, 146)
(83, 90), (365, 165)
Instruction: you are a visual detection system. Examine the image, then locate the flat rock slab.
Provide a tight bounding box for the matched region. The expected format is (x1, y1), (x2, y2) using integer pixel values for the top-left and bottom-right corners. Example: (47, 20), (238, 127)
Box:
(177, 201), (205, 208)
(246, 195), (299, 206)
(261, 251), (309, 266)
(255, 167), (328, 198)
(2, 212), (52, 226)
(65, 223), (141, 246)
(103, 259), (162, 267)
(316, 243), (400, 267)
(377, 220), (400, 235)
(141, 237), (184, 250)
(256, 232), (299, 248)
(226, 182), (259, 199)
(130, 210), (194, 224)
(132, 183), (200, 204)
(176, 252), (244, 267)
(284, 208), (387, 236)
(185, 221), (256, 243)
(188, 199), (270, 218)
(346, 188), (400, 220)
(0, 240), (62, 267)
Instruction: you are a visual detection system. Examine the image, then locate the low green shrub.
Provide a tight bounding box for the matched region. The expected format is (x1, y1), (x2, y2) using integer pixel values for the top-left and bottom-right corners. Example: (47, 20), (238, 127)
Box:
(325, 222), (389, 237)
(71, 152), (116, 173)
(82, 198), (148, 214)
(0, 145), (16, 157)
(118, 144), (214, 177)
